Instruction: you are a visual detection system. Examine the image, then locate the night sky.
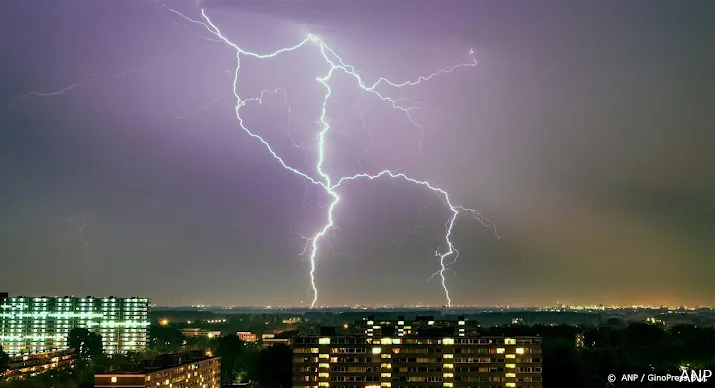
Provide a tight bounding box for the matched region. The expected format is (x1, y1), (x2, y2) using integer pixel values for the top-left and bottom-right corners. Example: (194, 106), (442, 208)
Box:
(1, 0), (713, 307)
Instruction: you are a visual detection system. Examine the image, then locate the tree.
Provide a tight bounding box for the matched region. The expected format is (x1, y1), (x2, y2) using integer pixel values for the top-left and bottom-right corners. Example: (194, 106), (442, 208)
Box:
(67, 328), (104, 360)
(253, 344), (292, 388)
(215, 335), (254, 384)
(149, 325), (185, 353)
(0, 345), (9, 374)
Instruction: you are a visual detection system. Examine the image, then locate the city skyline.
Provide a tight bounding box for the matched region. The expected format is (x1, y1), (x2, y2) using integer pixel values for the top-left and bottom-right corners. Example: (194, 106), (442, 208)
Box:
(1, 0), (713, 307)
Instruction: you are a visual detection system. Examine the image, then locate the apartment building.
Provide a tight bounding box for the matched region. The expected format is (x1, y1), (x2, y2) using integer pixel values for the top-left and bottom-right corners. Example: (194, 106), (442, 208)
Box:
(94, 352), (221, 388)
(0, 295), (149, 355)
(293, 317), (542, 388)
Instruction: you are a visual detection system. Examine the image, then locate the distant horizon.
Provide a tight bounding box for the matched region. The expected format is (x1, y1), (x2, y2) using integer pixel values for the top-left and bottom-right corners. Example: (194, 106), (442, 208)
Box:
(4, 293), (713, 309)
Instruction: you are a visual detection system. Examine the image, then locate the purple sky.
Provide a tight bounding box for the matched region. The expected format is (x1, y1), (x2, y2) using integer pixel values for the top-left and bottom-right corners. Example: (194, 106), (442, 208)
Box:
(1, 0), (713, 307)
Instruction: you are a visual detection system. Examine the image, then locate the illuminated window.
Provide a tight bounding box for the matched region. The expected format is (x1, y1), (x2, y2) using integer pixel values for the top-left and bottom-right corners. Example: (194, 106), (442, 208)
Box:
(111, 377), (117, 383)
(497, 348), (505, 354)
(516, 348), (525, 354)
(443, 373), (454, 378)
(319, 363), (329, 368)
(506, 363), (516, 368)
(319, 373), (329, 378)
(443, 338), (454, 345)
(381, 338), (392, 344)
(319, 354), (329, 359)
(319, 338), (330, 344)
(506, 372), (516, 378)
(506, 354), (516, 359)
(444, 383), (453, 387)
(506, 384), (516, 388)
(311, 348), (319, 353)
(505, 338), (516, 345)
(381, 373), (391, 377)
(372, 347), (382, 354)
(381, 383), (391, 387)
(443, 363), (453, 369)
(458, 320), (465, 325)
(443, 354), (453, 358)
(381, 363), (391, 368)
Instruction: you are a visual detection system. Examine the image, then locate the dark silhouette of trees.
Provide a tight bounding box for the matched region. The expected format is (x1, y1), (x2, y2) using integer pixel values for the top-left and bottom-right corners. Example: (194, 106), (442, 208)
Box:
(252, 344), (292, 388)
(0, 346), (9, 374)
(215, 335), (255, 384)
(67, 328), (103, 360)
(148, 325), (184, 353)
(185, 336), (218, 353)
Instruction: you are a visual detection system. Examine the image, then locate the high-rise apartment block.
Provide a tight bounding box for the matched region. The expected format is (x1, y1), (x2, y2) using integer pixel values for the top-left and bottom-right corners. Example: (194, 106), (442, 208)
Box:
(293, 316), (543, 388)
(0, 295), (150, 356)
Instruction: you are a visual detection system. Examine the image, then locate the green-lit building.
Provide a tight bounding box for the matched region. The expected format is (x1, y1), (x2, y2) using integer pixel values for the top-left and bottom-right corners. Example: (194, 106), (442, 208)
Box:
(0, 295), (150, 356)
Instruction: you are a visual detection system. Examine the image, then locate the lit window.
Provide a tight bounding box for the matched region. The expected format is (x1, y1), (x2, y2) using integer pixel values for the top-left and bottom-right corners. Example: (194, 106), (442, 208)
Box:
(443, 354), (453, 358)
(506, 354), (516, 358)
(381, 373), (391, 377)
(505, 338), (516, 345)
(381, 338), (392, 344)
(506, 363), (516, 368)
(506, 372), (516, 378)
(318, 373), (329, 378)
(111, 377), (117, 383)
(443, 338), (454, 345)
(497, 348), (505, 354)
(516, 347), (525, 354)
(443, 363), (453, 369)
(372, 347), (382, 354)
(318, 338), (330, 344)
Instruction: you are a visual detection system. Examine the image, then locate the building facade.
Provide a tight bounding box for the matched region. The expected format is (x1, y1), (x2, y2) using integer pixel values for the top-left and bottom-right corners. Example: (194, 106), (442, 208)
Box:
(293, 317), (542, 388)
(2, 348), (76, 380)
(262, 333), (292, 348)
(0, 296), (150, 356)
(94, 354), (221, 388)
(237, 331), (258, 343)
(181, 328), (221, 338)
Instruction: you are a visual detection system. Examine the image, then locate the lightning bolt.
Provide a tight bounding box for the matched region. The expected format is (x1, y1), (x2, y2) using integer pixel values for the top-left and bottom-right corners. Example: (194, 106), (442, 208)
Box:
(8, 69), (145, 108)
(65, 216), (90, 262)
(156, 4), (499, 308)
